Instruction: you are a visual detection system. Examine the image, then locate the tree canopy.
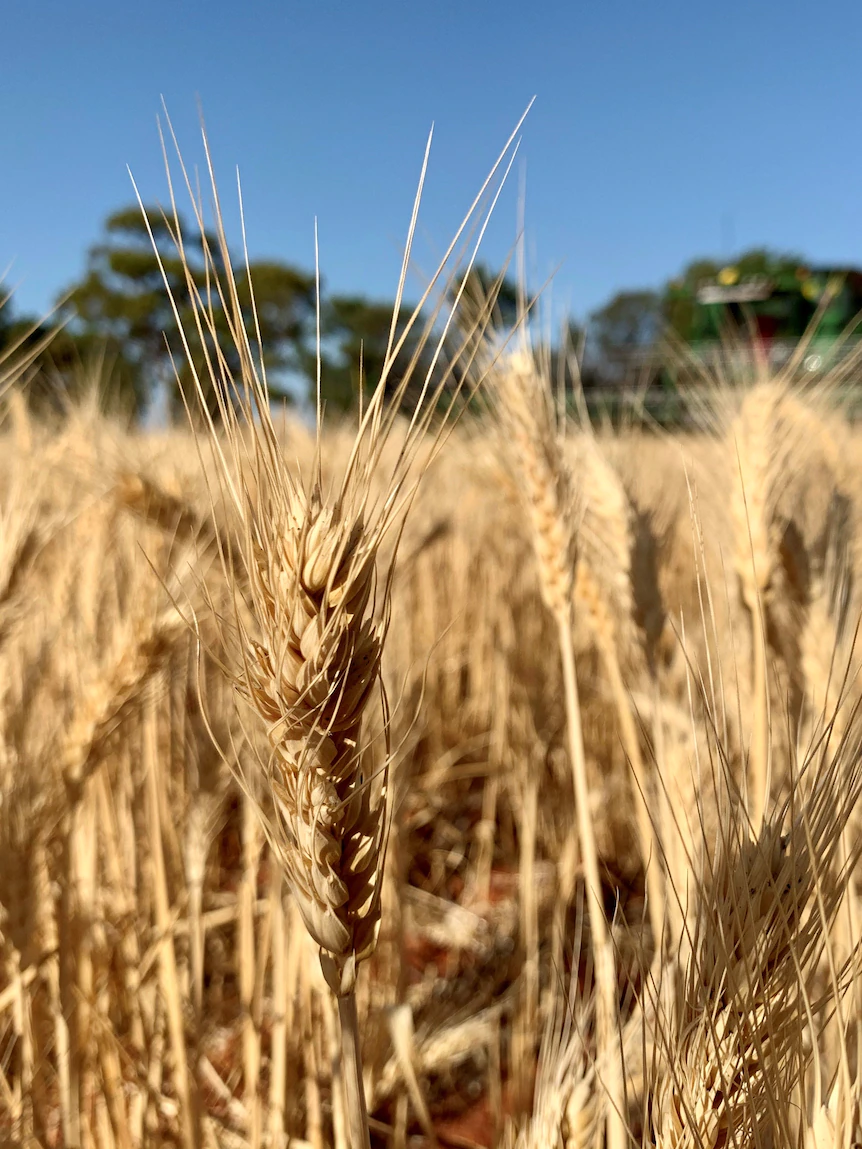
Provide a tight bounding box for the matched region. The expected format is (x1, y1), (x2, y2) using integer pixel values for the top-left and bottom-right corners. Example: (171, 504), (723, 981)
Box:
(587, 289), (663, 381)
(3, 208), (839, 421)
(19, 205), (468, 417)
(309, 296), (432, 413)
(57, 206), (318, 417)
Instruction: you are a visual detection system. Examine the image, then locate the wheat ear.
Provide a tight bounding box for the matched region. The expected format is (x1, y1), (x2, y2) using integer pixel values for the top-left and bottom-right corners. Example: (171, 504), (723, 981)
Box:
(509, 988), (599, 1149)
(653, 710), (862, 1149)
(142, 108), (527, 1147)
(572, 434), (665, 945)
(727, 380), (808, 829)
(490, 345), (626, 1149)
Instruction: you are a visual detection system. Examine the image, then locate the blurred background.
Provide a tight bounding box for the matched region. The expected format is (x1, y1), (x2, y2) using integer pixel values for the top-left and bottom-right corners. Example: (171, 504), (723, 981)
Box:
(4, 0), (862, 418)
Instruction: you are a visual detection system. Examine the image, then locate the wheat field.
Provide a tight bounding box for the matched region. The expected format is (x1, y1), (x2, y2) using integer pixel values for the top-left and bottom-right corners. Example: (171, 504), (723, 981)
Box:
(4, 128), (862, 1149)
(1, 349), (862, 1148)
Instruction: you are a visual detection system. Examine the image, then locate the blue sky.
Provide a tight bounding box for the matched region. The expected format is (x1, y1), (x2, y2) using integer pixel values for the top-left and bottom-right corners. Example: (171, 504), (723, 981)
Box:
(4, 1), (862, 328)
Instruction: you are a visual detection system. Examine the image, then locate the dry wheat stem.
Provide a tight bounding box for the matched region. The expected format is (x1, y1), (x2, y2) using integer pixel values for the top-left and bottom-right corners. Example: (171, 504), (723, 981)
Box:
(489, 346), (627, 1149)
(726, 381), (810, 829)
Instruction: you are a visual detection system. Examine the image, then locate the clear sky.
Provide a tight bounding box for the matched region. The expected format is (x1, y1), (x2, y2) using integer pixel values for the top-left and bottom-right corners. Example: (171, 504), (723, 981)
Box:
(4, 0), (862, 327)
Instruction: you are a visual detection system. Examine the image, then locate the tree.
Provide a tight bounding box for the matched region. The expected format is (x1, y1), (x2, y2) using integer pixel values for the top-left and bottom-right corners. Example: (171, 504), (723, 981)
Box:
(0, 294), (14, 351)
(448, 262), (520, 336)
(0, 295), (127, 412)
(313, 296), (435, 413)
(548, 318), (596, 397)
(60, 206), (317, 416)
(587, 290), (663, 382)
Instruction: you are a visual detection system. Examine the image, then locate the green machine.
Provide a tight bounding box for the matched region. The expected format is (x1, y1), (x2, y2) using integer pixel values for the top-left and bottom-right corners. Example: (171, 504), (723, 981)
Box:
(588, 256), (862, 425)
(665, 259), (862, 372)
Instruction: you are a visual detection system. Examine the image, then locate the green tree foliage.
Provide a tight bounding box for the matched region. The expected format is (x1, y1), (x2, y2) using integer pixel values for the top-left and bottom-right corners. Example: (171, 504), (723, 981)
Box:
(0, 294), (13, 350)
(59, 206), (317, 416)
(449, 262), (520, 337)
(313, 267), (521, 418)
(433, 263), (524, 408)
(548, 319), (593, 393)
(0, 297), (127, 412)
(8, 204), (537, 419)
(312, 296), (433, 413)
(22, 200), (826, 421)
(587, 289), (663, 380)
(31, 327), (140, 414)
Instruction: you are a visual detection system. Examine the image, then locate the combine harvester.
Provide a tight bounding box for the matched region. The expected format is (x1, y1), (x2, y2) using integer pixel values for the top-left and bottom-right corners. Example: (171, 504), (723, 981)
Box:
(669, 260), (862, 378)
(595, 259), (862, 426)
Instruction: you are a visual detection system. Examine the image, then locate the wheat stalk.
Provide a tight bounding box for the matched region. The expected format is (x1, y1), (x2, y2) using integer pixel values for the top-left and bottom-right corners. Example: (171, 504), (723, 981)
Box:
(140, 108), (528, 1147)
(571, 433), (666, 944)
(722, 378), (815, 828)
(488, 344), (626, 1149)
